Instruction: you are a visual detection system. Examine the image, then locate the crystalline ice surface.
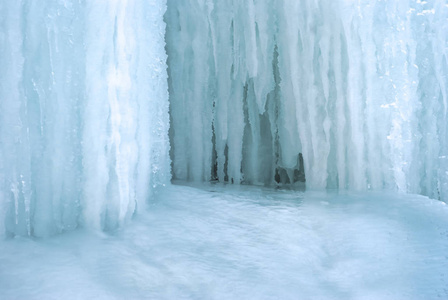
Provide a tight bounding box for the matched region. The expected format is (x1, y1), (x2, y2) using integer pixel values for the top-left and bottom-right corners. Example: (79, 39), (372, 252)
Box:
(166, 0), (448, 198)
(1, 0), (448, 236)
(0, 0), (170, 236)
(1, 0), (448, 298)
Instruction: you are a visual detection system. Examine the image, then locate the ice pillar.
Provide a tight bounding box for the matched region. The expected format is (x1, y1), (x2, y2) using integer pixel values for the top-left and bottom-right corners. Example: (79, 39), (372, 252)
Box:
(0, 0), (170, 236)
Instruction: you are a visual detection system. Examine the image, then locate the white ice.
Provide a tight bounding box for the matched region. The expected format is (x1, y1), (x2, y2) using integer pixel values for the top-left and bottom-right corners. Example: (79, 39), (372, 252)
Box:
(0, 0), (170, 236)
(1, 184), (447, 299)
(1, 1), (448, 298)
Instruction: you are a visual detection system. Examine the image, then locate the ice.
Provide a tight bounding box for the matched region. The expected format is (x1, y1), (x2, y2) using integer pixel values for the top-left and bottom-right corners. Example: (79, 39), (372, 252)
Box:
(1, 3), (448, 298)
(1, 184), (448, 299)
(165, 0), (448, 201)
(0, 1), (170, 236)
(0, 9), (447, 300)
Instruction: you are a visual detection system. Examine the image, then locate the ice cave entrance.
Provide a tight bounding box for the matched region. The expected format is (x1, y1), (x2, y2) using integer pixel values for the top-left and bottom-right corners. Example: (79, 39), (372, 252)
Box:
(165, 0), (448, 199)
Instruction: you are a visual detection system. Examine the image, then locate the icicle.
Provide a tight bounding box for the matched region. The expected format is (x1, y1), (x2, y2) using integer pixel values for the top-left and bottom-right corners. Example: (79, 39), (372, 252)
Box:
(0, 0), (171, 236)
(166, 0), (448, 202)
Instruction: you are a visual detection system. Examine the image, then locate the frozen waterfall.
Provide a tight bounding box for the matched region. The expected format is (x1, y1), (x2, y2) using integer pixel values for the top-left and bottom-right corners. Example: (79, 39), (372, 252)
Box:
(1, 1), (448, 298)
(166, 0), (448, 200)
(1, 0), (448, 238)
(0, 1), (170, 236)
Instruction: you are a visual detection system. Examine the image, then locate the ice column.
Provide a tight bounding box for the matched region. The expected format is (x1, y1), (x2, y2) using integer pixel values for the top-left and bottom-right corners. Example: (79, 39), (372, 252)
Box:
(0, 0), (170, 236)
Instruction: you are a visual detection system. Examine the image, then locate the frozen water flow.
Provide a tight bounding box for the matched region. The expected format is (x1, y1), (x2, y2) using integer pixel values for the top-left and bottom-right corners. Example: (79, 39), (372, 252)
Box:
(2, 0), (448, 237)
(166, 0), (448, 200)
(1, 5), (448, 299)
(1, 184), (447, 299)
(0, 1), (170, 236)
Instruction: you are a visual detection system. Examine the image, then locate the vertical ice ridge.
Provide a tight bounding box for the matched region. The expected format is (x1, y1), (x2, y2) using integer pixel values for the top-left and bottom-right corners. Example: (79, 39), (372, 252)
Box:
(0, 1), (26, 236)
(1, 0), (170, 236)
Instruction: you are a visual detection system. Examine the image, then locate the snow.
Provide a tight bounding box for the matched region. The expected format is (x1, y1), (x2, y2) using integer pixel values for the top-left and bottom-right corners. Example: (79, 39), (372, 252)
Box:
(1, 184), (447, 299)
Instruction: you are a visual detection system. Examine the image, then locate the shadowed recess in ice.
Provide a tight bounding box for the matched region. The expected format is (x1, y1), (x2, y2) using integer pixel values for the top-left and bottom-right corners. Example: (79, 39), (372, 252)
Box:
(165, 0), (448, 199)
(0, 1), (170, 236)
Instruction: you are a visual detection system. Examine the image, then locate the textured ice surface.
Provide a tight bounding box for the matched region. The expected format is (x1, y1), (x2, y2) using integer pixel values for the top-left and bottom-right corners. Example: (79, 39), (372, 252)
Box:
(1, 0), (448, 245)
(166, 0), (448, 201)
(0, 1), (170, 236)
(1, 184), (447, 299)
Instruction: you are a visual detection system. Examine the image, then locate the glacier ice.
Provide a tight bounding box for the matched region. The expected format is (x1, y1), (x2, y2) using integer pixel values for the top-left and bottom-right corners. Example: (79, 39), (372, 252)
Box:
(0, 0), (170, 236)
(165, 0), (448, 201)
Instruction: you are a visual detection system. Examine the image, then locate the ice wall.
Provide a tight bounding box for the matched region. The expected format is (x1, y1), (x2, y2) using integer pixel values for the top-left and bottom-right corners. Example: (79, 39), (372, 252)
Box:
(165, 0), (448, 200)
(0, 0), (170, 236)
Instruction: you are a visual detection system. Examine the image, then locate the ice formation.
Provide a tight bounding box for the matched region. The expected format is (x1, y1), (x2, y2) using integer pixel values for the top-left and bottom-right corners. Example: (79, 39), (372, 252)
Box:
(2, 185), (448, 299)
(166, 0), (448, 200)
(0, 1), (170, 236)
(1, 0), (448, 237)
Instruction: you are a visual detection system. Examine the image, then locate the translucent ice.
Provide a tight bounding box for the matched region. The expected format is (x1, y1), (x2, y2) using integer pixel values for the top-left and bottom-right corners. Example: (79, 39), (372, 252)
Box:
(165, 0), (448, 201)
(0, 0), (170, 236)
(2, 0), (448, 238)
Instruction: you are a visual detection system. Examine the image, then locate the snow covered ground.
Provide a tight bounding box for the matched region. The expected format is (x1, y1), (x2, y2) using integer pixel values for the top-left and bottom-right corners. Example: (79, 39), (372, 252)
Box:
(1, 183), (448, 299)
